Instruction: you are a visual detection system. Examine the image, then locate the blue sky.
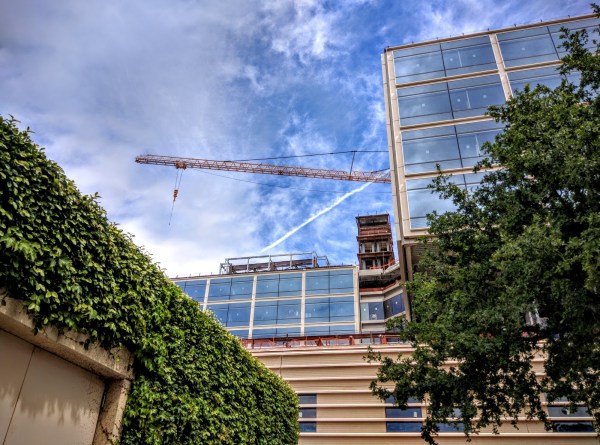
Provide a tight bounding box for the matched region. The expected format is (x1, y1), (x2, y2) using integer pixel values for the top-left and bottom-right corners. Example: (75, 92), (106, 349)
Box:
(0, 0), (593, 276)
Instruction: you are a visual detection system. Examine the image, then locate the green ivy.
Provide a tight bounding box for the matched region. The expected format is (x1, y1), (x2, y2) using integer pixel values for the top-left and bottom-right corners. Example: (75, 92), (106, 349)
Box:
(0, 116), (299, 444)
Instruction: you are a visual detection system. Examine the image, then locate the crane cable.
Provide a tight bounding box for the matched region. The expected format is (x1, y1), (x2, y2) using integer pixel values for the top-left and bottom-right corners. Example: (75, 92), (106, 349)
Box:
(169, 167), (184, 226)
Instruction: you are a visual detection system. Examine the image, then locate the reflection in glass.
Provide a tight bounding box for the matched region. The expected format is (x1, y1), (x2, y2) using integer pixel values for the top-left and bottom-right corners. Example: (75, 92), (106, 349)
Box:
(386, 407), (422, 418)
(386, 422), (422, 432)
(500, 34), (558, 67)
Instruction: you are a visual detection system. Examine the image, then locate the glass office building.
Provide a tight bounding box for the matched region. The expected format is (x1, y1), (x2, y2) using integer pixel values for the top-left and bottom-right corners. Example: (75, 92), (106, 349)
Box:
(174, 265), (359, 339)
(382, 14), (599, 278)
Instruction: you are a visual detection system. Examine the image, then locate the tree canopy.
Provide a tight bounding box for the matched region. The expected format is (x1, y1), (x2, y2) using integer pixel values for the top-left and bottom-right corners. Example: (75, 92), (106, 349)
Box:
(370, 9), (600, 444)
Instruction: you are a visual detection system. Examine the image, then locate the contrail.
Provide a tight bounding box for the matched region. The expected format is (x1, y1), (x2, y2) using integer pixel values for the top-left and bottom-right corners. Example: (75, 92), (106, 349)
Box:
(260, 181), (375, 252)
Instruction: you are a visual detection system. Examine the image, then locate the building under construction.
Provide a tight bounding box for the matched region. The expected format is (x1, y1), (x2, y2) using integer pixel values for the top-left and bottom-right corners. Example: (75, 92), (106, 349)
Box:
(172, 13), (598, 444)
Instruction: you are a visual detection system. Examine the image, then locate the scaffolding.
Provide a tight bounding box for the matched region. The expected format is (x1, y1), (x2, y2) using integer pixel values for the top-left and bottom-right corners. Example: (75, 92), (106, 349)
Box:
(219, 252), (330, 274)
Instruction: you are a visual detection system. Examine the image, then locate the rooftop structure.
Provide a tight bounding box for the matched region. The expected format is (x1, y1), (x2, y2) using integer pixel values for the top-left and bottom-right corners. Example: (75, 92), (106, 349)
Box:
(219, 252), (330, 275)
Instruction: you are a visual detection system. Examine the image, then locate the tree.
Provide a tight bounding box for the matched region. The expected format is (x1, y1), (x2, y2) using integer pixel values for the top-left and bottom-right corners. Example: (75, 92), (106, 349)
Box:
(369, 9), (600, 444)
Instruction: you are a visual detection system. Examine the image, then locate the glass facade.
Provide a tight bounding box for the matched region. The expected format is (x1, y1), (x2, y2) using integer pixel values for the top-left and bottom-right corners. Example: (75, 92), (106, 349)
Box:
(393, 36), (496, 84)
(175, 267), (357, 339)
(387, 16), (600, 233)
(398, 75), (505, 126)
(402, 120), (504, 174)
(407, 173), (485, 229)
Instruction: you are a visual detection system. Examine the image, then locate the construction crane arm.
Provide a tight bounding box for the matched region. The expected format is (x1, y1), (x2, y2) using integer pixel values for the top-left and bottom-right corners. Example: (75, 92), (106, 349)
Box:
(135, 154), (391, 184)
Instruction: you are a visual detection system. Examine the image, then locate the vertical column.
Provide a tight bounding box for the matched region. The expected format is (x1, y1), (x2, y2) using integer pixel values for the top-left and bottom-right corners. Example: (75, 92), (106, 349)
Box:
(248, 275), (257, 339)
(489, 33), (512, 100)
(300, 271), (306, 336)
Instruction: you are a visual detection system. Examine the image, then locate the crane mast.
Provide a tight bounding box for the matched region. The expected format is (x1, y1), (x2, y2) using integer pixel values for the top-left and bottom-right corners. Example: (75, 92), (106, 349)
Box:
(135, 154), (391, 184)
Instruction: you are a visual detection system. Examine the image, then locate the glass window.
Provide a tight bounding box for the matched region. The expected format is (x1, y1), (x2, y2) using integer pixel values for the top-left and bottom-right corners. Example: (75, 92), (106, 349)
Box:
(304, 326), (330, 336)
(330, 298), (355, 322)
(406, 173), (487, 229)
(361, 301), (385, 321)
(551, 422), (594, 433)
(499, 33), (558, 67)
(508, 66), (563, 94)
(253, 302), (278, 326)
(407, 188), (458, 225)
(226, 303), (251, 327)
(547, 406), (590, 417)
(207, 305), (228, 325)
(299, 394), (317, 405)
(227, 329), (248, 338)
(386, 407), (422, 418)
(402, 120), (503, 175)
(305, 271), (329, 295)
(208, 278), (232, 301)
(447, 75), (505, 120)
(403, 134), (462, 174)
(256, 275), (279, 298)
(277, 300), (301, 324)
(394, 37), (496, 84)
(443, 41), (496, 77)
(299, 422), (317, 433)
(386, 422), (422, 432)
(183, 281), (207, 302)
(329, 270), (354, 292)
(305, 298), (330, 323)
(279, 274), (302, 297)
(385, 396), (422, 404)
(384, 294), (405, 318)
(437, 422), (464, 432)
(398, 88), (453, 126)
(398, 76), (504, 126)
(230, 277), (253, 300)
(276, 326), (301, 337)
(394, 45), (445, 84)
(329, 324), (356, 335)
(299, 408), (317, 418)
(251, 328), (277, 338)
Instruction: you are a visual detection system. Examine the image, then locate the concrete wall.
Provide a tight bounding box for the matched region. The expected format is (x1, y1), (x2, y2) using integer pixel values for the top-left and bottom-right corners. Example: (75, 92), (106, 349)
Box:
(0, 292), (133, 445)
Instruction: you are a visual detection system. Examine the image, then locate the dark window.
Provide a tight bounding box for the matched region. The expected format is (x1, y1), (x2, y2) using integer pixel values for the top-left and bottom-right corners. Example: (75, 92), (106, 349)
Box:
(386, 407), (422, 418)
(437, 422), (464, 432)
(299, 422), (317, 433)
(384, 294), (405, 318)
(551, 422), (595, 433)
(386, 422), (422, 432)
(384, 395), (421, 404)
(299, 394), (317, 405)
(299, 408), (317, 419)
(547, 406), (590, 417)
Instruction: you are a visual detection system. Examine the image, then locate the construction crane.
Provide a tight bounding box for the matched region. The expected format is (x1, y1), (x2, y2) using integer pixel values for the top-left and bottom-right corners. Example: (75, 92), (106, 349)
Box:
(135, 154), (391, 184)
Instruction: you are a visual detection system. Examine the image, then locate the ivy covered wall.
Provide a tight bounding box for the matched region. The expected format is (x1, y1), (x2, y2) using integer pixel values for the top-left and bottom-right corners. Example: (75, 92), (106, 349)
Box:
(0, 116), (299, 444)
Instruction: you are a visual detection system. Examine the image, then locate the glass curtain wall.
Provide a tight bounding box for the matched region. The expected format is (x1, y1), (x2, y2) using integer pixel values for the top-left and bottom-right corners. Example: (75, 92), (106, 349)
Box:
(177, 268), (357, 339)
(391, 17), (600, 231)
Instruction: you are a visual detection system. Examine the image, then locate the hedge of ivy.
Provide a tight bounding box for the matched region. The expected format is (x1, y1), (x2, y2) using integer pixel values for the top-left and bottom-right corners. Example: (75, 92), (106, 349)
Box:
(0, 116), (299, 444)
